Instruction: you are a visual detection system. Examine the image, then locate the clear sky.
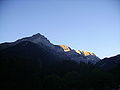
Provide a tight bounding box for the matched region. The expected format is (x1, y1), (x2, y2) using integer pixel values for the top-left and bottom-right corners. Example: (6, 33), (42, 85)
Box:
(0, 0), (120, 59)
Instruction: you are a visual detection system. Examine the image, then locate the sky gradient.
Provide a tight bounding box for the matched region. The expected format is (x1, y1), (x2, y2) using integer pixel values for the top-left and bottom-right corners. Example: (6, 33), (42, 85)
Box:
(0, 0), (120, 59)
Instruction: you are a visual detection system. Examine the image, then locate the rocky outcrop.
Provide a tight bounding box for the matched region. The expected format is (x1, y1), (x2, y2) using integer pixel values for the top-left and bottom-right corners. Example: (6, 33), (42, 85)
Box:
(75, 50), (95, 56)
(59, 45), (71, 52)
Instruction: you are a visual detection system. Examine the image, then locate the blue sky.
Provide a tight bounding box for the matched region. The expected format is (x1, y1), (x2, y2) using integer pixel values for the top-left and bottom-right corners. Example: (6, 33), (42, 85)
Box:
(0, 0), (120, 58)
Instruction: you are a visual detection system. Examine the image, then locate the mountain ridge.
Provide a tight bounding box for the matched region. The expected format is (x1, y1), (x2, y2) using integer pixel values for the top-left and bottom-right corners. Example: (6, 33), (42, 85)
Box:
(0, 33), (120, 90)
(0, 33), (100, 64)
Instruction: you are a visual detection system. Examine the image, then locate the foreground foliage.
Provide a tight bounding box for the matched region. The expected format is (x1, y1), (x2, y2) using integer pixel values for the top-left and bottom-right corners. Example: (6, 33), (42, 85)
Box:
(0, 53), (120, 90)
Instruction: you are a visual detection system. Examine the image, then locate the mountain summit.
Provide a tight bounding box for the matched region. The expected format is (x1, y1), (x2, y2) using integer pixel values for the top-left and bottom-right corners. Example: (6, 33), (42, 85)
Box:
(0, 33), (101, 64)
(15, 33), (53, 47)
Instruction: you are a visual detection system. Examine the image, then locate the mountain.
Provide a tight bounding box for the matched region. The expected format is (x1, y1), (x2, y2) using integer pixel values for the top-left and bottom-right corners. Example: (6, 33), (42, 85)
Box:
(0, 33), (120, 90)
(0, 33), (100, 64)
(0, 33), (54, 50)
(97, 54), (120, 70)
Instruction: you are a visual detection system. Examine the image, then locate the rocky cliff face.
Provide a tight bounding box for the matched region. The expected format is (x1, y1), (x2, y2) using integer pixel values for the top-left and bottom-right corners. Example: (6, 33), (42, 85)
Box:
(75, 50), (95, 56)
(59, 45), (71, 52)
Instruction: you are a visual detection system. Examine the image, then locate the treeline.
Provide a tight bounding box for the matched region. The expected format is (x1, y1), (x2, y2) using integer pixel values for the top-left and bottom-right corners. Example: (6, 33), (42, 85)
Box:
(0, 53), (120, 90)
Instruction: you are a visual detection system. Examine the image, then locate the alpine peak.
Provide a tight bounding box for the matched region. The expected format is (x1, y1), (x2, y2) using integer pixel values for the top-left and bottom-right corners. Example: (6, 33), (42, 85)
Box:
(31, 33), (45, 38)
(14, 33), (53, 48)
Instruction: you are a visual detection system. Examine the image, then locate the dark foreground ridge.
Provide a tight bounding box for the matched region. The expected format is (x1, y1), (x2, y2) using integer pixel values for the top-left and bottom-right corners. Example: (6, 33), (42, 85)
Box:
(0, 33), (120, 90)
